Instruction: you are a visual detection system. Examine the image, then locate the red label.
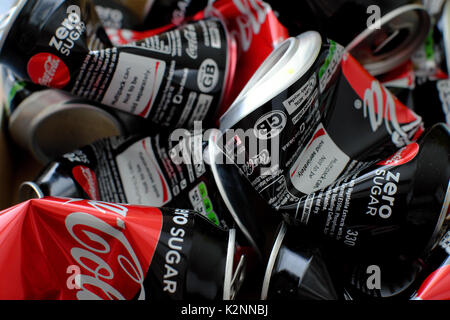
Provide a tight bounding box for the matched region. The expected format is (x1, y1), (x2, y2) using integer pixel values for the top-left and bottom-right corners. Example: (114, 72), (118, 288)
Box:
(416, 265), (450, 300)
(107, 26), (172, 46)
(306, 128), (326, 150)
(342, 53), (419, 125)
(27, 53), (70, 89)
(0, 197), (163, 299)
(377, 143), (419, 166)
(72, 166), (100, 200)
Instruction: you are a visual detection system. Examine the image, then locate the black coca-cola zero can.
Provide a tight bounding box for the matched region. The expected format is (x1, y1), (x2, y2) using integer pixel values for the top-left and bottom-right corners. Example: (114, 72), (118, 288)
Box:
(19, 128), (274, 258)
(144, 206), (247, 300)
(281, 123), (450, 259)
(0, 0), (236, 129)
(218, 31), (423, 214)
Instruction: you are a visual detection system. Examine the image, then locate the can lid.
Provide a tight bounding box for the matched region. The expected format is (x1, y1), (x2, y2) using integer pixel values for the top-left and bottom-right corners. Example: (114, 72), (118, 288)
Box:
(18, 181), (44, 202)
(31, 102), (123, 163)
(9, 91), (124, 164)
(219, 31), (322, 131)
(346, 4), (430, 76)
(207, 129), (263, 258)
(0, 0), (27, 54)
(260, 222), (287, 300)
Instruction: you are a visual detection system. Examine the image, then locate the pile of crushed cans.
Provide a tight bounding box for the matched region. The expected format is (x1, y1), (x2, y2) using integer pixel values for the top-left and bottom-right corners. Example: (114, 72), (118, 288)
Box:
(0, 0), (448, 301)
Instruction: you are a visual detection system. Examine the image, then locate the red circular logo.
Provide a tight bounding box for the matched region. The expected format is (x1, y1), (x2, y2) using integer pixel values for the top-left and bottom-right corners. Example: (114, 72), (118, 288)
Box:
(27, 53), (70, 89)
(378, 142), (420, 167)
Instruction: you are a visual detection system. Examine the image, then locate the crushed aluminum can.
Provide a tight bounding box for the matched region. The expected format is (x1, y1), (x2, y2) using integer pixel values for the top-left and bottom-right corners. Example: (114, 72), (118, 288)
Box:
(268, 0), (431, 76)
(0, 65), (152, 163)
(0, 1), (235, 129)
(19, 128), (275, 258)
(105, 0), (289, 120)
(0, 197), (247, 300)
(8, 88), (124, 163)
(218, 31), (423, 211)
(280, 123), (450, 259)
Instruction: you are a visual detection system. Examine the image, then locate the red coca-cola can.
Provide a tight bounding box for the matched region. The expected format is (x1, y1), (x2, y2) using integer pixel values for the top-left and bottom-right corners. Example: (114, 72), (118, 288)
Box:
(0, 197), (248, 300)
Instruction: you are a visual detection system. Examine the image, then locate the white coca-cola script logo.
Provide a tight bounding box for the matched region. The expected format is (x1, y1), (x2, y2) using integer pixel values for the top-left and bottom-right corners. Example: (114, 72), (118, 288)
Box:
(206, 0), (270, 52)
(184, 24), (198, 59)
(355, 80), (422, 147)
(64, 199), (146, 300)
(242, 149), (270, 176)
(38, 55), (61, 86)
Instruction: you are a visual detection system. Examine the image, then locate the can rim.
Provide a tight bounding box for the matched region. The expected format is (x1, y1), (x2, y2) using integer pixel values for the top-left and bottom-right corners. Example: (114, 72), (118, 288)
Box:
(227, 37), (296, 111)
(9, 89), (77, 152)
(0, 0), (27, 54)
(345, 4), (430, 76)
(9, 91), (124, 164)
(223, 227), (236, 300)
(30, 102), (123, 163)
(207, 129), (262, 258)
(219, 37), (295, 130)
(219, 31), (322, 131)
(260, 222), (287, 300)
(18, 181), (44, 202)
(425, 179), (450, 254)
